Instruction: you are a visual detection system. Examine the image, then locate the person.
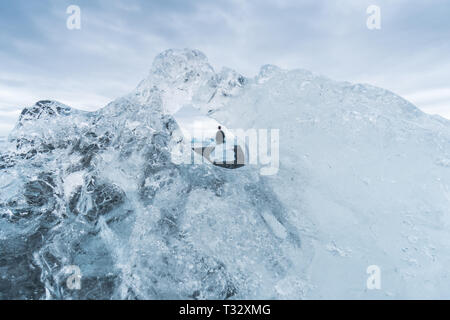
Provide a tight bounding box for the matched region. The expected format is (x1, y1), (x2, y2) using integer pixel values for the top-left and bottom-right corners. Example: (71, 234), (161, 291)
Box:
(216, 126), (225, 145)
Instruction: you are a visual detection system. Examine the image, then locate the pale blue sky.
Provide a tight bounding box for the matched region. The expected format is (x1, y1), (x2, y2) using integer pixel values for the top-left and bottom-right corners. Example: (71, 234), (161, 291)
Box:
(0, 0), (449, 135)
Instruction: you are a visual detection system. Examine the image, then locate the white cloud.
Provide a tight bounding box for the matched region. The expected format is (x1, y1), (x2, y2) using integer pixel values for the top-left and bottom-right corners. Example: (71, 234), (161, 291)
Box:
(0, 0), (449, 135)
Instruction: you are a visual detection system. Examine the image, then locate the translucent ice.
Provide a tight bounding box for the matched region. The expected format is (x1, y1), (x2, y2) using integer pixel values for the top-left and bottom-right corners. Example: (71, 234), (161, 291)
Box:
(1, 49), (450, 299)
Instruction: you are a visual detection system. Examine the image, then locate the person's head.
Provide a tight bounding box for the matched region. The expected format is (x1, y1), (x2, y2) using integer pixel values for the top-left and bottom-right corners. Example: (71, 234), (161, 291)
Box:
(218, 126), (221, 130)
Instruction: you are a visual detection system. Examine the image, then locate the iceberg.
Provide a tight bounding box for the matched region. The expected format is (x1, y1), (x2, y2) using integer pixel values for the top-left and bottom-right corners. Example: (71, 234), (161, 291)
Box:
(1, 49), (450, 299)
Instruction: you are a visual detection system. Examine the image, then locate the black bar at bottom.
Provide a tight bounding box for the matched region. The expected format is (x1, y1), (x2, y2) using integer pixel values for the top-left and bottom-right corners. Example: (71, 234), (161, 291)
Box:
(0, 299), (443, 318)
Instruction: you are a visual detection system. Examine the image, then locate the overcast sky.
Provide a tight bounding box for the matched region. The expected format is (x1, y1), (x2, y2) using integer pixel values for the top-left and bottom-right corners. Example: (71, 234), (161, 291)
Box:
(0, 0), (449, 136)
